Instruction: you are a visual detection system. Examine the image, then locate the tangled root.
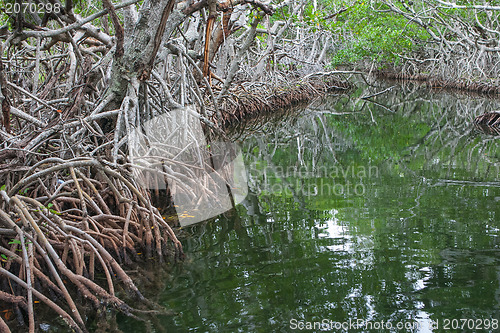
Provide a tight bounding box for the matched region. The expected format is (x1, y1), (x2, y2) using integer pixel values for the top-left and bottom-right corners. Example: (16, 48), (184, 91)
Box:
(0, 158), (183, 332)
(216, 78), (352, 126)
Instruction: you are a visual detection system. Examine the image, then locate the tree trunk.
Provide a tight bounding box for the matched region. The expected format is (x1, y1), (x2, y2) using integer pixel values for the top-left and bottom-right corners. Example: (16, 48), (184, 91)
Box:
(109, 0), (177, 104)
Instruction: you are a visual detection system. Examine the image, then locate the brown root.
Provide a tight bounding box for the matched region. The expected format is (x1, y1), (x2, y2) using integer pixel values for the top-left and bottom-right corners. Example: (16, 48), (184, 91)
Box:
(474, 111), (500, 135)
(375, 70), (500, 95)
(216, 78), (351, 127)
(0, 159), (183, 331)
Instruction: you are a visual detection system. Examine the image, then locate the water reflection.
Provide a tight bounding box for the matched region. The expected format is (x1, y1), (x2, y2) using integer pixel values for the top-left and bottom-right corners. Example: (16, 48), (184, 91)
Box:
(318, 209), (353, 253)
(119, 82), (499, 332)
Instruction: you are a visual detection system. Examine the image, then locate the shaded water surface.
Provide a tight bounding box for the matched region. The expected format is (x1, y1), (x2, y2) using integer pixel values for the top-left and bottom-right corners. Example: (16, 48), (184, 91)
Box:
(121, 83), (500, 332)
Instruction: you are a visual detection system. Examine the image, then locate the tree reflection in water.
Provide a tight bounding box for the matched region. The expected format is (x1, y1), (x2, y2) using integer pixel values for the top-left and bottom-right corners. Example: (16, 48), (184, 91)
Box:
(119, 82), (500, 333)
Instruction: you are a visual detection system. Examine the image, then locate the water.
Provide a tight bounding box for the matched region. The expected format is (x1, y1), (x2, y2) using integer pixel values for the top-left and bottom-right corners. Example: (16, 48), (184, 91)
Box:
(119, 82), (500, 332)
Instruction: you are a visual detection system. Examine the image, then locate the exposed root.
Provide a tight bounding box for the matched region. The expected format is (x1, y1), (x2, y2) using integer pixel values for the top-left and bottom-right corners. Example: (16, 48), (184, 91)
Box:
(474, 111), (500, 136)
(0, 158), (183, 331)
(375, 70), (500, 95)
(217, 78), (351, 126)
(0, 0), (351, 328)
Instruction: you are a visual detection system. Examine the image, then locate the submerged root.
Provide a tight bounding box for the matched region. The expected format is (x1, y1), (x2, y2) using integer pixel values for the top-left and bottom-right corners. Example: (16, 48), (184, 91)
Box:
(0, 158), (183, 332)
(0, 20), (352, 329)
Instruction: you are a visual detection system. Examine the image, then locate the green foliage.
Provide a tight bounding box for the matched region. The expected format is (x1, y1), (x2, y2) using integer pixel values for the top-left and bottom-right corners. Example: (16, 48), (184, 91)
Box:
(0, 253), (12, 265)
(18, 187), (30, 195)
(8, 239), (22, 245)
(32, 202), (61, 215)
(8, 238), (32, 253)
(328, 1), (426, 66)
(272, 0), (430, 67)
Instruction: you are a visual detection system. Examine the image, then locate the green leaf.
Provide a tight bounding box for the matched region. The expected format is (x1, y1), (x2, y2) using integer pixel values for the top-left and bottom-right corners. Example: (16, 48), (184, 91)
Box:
(0, 185), (5, 191)
(8, 239), (22, 245)
(0, 254), (8, 260)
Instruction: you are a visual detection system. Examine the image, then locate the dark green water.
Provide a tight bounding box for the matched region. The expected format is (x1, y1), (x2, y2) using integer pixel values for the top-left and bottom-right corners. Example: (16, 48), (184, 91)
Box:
(120, 83), (500, 332)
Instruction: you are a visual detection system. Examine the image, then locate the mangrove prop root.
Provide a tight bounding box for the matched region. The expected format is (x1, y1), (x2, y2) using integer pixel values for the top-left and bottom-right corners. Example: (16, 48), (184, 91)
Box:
(0, 0), (355, 329)
(0, 76), (350, 333)
(375, 70), (500, 95)
(216, 78), (352, 127)
(0, 159), (183, 331)
(474, 111), (500, 136)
